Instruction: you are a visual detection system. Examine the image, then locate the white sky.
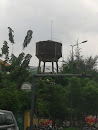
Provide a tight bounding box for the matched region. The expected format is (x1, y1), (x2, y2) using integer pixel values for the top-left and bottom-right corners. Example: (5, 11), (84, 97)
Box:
(0, 0), (98, 67)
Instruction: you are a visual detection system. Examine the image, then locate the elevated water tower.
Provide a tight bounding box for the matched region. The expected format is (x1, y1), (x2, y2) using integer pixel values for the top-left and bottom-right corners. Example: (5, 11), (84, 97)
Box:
(36, 40), (62, 73)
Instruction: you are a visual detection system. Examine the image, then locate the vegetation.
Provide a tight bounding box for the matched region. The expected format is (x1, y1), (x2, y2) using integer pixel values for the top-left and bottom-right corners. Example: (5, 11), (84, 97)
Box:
(0, 27), (33, 112)
(63, 128), (81, 130)
(0, 28), (98, 127)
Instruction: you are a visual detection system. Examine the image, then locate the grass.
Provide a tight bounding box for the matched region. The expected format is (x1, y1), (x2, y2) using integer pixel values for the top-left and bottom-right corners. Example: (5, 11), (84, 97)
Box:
(63, 127), (81, 130)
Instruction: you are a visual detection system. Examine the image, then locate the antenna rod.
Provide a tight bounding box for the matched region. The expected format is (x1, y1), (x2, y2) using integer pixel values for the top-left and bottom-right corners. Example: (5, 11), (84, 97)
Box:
(51, 21), (53, 40)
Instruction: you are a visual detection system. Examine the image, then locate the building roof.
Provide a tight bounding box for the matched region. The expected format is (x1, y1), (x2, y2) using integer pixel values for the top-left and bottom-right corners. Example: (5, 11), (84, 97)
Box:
(0, 59), (10, 66)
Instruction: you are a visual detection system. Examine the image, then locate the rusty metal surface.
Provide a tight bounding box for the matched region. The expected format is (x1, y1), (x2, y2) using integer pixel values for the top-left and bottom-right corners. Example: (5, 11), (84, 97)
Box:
(36, 40), (62, 62)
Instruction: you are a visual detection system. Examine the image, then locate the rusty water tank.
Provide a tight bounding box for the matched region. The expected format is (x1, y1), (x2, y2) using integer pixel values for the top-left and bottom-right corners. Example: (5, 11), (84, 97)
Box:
(36, 40), (62, 62)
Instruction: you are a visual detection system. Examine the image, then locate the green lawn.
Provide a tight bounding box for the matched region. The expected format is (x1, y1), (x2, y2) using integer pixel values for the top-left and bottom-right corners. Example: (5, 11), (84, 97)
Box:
(63, 128), (81, 130)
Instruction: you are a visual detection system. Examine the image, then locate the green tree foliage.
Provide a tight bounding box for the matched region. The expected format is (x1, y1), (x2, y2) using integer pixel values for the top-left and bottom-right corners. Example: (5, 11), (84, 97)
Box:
(21, 54), (32, 68)
(80, 80), (98, 115)
(23, 30), (33, 49)
(0, 84), (31, 113)
(0, 27), (98, 125)
(61, 46), (98, 75)
(1, 41), (9, 61)
(35, 78), (67, 119)
(59, 47), (98, 121)
(8, 27), (14, 44)
(0, 28), (33, 113)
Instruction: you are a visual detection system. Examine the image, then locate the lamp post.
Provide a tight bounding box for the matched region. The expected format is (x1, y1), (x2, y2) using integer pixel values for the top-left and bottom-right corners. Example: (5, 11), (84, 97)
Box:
(70, 40), (88, 126)
(70, 44), (76, 73)
(70, 40), (88, 73)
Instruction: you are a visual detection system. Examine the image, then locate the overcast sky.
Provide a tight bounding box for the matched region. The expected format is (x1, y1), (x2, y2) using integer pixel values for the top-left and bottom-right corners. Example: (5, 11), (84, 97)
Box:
(0, 0), (98, 67)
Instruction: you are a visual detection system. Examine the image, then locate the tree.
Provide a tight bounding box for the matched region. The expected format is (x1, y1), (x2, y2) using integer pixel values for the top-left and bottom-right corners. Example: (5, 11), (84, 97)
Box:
(1, 41), (9, 61)
(35, 78), (67, 120)
(58, 46), (98, 123)
(0, 28), (33, 113)
(61, 46), (98, 75)
(8, 27), (14, 44)
(80, 79), (98, 115)
(23, 30), (33, 49)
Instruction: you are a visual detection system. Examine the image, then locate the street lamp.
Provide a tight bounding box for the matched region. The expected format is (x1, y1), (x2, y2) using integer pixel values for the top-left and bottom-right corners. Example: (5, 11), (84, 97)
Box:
(70, 40), (88, 73)
(70, 40), (88, 126)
